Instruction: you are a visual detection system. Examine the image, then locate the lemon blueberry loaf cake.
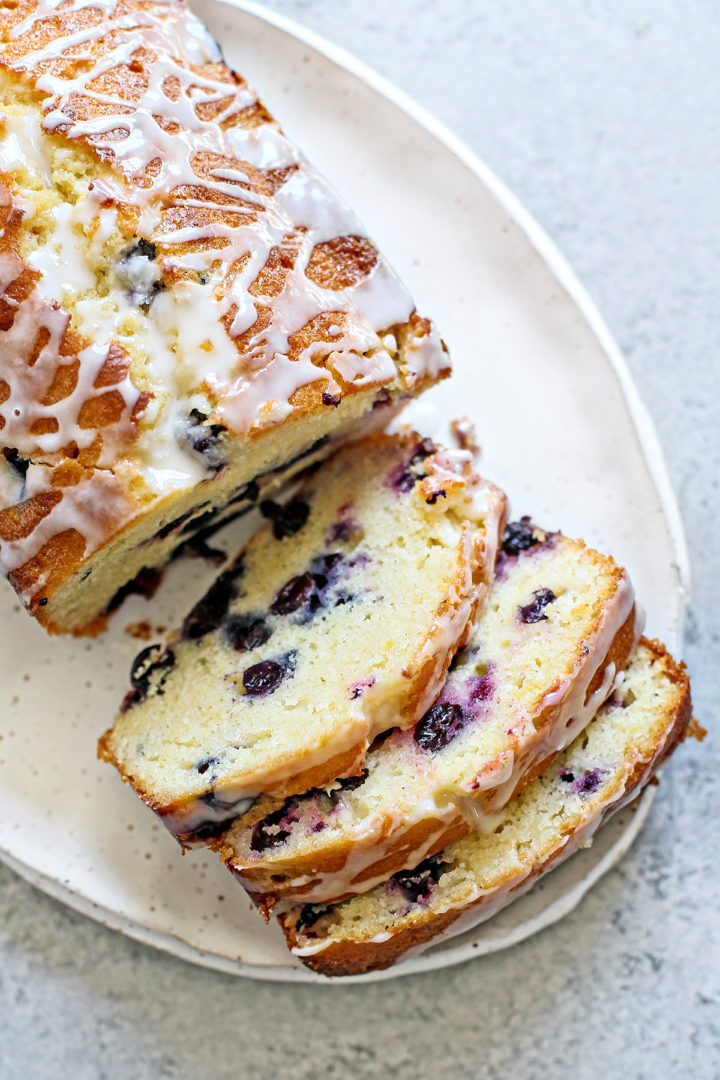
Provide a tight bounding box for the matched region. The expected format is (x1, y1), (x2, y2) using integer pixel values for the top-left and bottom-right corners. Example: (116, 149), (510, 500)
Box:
(99, 433), (507, 843)
(0, 0), (448, 634)
(216, 519), (640, 911)
(280, 639), (692, 976)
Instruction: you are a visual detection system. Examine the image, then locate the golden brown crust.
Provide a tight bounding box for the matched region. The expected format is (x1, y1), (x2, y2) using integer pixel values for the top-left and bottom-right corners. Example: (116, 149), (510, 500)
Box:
(621, 638), (693, 776)
(98, 735), (370, 845)
(286, 908), (464, 977)
(585, 604), (637, 701)
(0, 2), (449, 630)
(501, 603), (639, 797)
(10, 527), (88, 620)
(230, 815), (470, 920)
(401, 534), (485, 730)
(399, 466), (506, 727)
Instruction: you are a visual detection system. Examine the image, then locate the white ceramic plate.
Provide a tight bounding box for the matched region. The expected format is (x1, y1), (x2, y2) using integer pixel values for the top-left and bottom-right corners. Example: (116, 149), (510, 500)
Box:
(0, 0), (689, 983)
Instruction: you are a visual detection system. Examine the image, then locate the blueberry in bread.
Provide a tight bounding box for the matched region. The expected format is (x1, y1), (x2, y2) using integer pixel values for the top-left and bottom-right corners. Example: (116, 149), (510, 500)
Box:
(0, 0), (449, 634)
(280, 639), (693, 976)
(99, 433), (507, 844)
(216, 520), (640, 911)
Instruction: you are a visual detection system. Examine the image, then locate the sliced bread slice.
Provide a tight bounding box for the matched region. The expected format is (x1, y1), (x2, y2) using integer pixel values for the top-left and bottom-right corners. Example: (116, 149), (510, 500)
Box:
(99, 433), (506, 843)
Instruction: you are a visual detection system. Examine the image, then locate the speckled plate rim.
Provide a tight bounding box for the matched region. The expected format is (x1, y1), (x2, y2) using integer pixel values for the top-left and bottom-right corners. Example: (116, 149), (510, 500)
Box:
(2, 788), (656, 983)
(0, 0), (688, 983)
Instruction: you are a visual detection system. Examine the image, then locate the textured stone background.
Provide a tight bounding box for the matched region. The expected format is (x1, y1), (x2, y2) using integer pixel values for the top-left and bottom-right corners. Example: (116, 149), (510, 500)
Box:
(1, 2), (718, 1077)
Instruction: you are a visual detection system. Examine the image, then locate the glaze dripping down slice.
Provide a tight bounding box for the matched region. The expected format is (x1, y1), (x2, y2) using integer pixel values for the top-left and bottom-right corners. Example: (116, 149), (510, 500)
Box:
(216, 521), (640, 912)
(279, 639), (692, 976)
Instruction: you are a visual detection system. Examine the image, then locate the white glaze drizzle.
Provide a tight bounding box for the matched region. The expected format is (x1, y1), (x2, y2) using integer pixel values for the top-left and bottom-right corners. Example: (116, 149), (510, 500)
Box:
(2, 0), (441, 433)
(0, 0), (446, 591)
(0, 158), (142, 584)
(400, 322), (449, 390)
(0, 460), (131, 577)
(0, 285), (139, 458)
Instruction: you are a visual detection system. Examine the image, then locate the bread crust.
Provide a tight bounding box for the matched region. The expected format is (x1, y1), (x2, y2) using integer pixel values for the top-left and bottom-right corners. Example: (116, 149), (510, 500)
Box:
(98, 733), (369, 848)
(0, 1), (449, 632)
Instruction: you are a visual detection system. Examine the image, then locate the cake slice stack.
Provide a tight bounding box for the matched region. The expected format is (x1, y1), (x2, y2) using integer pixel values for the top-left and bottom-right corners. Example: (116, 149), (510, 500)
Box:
(100, 433), (507, 843)
(278, 639), (692, 976)
(214, 518), (640, 912)
(100, 442), (693, 977)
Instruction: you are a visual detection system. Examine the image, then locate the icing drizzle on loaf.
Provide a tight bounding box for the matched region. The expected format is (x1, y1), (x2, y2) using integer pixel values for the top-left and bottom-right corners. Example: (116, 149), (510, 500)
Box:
(1, 0), (441, 420)
(0, 0), (448, 609)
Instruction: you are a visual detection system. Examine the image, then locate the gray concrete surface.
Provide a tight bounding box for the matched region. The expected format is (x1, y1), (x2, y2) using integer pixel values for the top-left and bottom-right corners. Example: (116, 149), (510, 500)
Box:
(1, 2), (718, 1077)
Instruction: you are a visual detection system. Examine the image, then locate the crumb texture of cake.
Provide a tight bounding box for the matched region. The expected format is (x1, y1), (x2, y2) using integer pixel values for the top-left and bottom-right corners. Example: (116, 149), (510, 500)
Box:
(217, 519), (640, 911)
(279, 639), (692, 976)
(99, 433), (507, 843)
(0, 0), (449, 633)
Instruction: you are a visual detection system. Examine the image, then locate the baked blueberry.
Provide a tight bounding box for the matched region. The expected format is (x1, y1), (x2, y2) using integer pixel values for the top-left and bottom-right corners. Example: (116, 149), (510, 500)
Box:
(391, 853), (449, 904)
(295, 903), (330, 934)
(260, 497), (310, 539)
(181, 562), (244, 640)
(270, 573), (315, 615)
(196, 755), (221, 776)
(180, 409), (228, 471)
(572, 769), (603, 796)
(501, 517), (541, 558)
(242, 653), (296, 697)
(118, 239), (165, 310)
(224, 613), (272, 652)
(414, 702), (469, 753)
(2, 447), (30, 478)
(121, 644), (175, 712)
(251, 798), (300, 852)
(328, 769), (369, 806)
(388, 437), (435, 493)
(518, 587), (557, 623)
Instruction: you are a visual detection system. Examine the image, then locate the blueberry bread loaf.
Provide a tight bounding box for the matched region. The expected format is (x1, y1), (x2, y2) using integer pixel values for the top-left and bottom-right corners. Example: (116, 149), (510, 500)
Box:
(0, 0), (448, 634)
(99, 434), (507, 844)
(280, 639), (693, 976)
(216, 520), (639, 911)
